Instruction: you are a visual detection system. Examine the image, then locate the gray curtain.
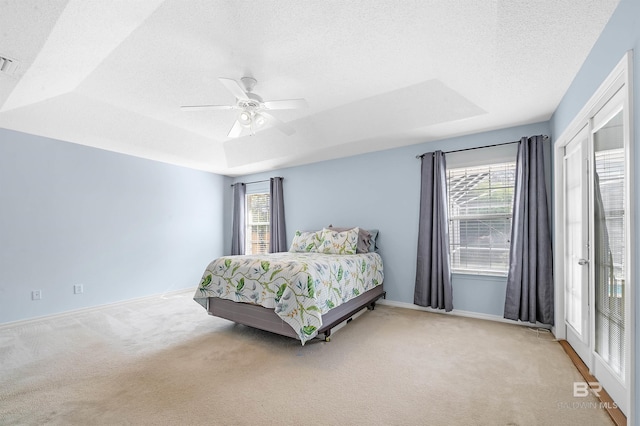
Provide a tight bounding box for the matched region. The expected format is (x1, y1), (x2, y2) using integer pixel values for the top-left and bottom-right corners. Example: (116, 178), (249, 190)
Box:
(269, 177), (287, 253)
(414, 150), (453, 311)
(231, 183), (246, 255)
(504, 135), (554, 324)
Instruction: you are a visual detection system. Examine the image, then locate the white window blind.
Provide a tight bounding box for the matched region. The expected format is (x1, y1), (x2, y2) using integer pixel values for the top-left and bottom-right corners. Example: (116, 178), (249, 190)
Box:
(593, 114), (626, 378)
(447, 161), (516, 274)
(245, 191), (270, 255)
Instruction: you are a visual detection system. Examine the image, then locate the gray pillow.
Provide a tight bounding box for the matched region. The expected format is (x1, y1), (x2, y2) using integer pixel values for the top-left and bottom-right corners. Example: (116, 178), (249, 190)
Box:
(367, 229), (379, 252)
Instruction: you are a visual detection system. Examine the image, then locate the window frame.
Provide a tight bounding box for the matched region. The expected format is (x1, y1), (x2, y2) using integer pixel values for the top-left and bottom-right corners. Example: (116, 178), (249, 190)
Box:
(244, 182), (271, 255)
(447, 160), (517, 276)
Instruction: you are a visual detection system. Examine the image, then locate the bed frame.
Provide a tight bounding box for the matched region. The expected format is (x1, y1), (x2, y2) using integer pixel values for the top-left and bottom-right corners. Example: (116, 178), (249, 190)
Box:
(206, 285), (385, 342)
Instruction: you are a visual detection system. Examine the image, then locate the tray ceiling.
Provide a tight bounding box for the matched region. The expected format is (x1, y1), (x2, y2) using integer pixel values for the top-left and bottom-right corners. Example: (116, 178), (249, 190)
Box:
(0, 0), (620, 175)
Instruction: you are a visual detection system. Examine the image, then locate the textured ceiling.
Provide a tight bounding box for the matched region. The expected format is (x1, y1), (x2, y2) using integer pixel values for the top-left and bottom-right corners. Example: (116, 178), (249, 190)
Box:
(0, 0), (620, 176)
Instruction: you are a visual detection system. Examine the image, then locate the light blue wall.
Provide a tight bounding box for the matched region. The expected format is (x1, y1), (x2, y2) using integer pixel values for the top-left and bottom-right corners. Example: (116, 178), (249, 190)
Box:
(550, 0), (640, 416)
(229, 121), (551, 316)
(0, 128), (229, 324)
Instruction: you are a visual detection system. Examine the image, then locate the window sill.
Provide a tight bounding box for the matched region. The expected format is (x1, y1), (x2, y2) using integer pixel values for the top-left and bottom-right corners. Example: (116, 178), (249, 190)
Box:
(452, 270), (508, 279)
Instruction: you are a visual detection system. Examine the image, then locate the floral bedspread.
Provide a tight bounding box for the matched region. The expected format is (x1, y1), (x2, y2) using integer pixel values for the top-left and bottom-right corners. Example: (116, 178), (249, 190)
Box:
(193, 252), (384, 344)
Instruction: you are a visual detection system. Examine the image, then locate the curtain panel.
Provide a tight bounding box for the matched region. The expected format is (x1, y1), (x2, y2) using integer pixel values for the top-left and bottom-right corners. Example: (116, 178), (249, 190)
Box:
(414, 150), (453, 311)
(231, 183), (246, 256)
(504, 135), (554, 325)
(269, 177), (287, 253)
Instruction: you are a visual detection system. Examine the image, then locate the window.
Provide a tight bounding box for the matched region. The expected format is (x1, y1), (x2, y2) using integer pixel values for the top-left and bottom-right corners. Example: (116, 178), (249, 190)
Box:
(593, 112), (626, 377)
(245, 192), (270, 255)
(447, 161), (516, 274)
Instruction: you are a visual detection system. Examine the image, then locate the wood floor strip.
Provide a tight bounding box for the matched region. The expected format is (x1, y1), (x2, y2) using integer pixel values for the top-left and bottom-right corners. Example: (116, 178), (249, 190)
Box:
(558, 340), (626, 426)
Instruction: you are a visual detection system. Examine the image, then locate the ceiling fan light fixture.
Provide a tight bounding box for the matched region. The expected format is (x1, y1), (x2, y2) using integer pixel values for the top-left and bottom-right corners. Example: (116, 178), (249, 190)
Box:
(254, 113), (266, 128)
(182, 76), (307, 138)
(238, 110), (252, 127)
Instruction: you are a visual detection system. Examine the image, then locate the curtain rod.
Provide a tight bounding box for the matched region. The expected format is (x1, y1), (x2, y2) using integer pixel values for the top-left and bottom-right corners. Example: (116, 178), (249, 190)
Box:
(415, 135), (549, 159)
(230, 177), (283, 187)
(415, 140), (519, 159)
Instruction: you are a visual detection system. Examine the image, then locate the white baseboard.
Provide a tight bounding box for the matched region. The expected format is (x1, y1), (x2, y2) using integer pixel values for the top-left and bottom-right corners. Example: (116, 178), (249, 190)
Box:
(0, 288), (196, 330)
(377, 299), (552, 329)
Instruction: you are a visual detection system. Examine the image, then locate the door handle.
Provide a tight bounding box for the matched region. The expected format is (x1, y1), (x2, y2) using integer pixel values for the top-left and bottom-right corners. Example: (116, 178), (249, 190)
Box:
(578, 258), (589, 266)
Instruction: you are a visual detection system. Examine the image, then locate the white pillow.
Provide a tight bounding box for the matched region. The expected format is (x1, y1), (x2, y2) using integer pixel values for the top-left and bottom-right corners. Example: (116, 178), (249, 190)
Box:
(289, 230), (323, 252)
(316, 227), (359, 255)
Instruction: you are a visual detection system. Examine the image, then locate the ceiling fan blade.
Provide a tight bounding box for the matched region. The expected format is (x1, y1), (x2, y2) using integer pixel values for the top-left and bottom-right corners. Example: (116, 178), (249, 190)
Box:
(263, 99), (308, 110)
(260, 112), (295, 136)
(227, 120), (243, 138)
(180, 105), (234, 111)
(219, 77), (248, 100)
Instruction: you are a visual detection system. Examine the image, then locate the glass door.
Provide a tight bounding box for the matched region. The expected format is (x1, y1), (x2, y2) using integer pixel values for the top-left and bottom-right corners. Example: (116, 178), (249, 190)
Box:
(563, 126), (591, 365)
(590, 91), (629, 414)
(555, 52), (632, 418)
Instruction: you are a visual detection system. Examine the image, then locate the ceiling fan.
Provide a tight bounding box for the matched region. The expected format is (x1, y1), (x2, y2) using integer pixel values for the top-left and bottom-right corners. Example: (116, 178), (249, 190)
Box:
(181, 77), (308, 138)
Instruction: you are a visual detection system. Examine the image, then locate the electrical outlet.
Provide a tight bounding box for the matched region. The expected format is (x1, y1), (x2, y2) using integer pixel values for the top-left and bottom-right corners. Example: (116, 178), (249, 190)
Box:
(31, 290), (42, 300)
(74, 284), (83, 294)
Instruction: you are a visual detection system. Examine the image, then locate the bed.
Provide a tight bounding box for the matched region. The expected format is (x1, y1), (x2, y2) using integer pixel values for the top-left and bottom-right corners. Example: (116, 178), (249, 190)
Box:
(193, 227), (384, 344)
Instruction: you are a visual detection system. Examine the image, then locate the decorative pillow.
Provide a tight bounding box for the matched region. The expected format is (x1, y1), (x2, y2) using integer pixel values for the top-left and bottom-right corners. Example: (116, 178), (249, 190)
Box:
(289, 230), (323, 253)
(327, 225), (371, 253)
(317, 227), (359, 255)
(367, 229), (379, 252)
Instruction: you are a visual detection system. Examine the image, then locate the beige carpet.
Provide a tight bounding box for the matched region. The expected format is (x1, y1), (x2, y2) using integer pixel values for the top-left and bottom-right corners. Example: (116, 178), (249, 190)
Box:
(0, 290), (613, 426)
